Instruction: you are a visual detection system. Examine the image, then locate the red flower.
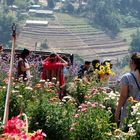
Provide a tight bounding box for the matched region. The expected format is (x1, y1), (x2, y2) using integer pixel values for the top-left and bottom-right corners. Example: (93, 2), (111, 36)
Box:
(29, 130), (46, 140)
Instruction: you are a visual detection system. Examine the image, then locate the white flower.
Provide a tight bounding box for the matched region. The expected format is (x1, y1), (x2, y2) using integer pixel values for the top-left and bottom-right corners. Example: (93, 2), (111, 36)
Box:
(128, 124), (132, 127)
(17, 95), (23, 98)
(2, 86), (6, 89)
(63, 95), (73, 100)
(11, 90), (19, 93)
(128, 127), (136, 136)
(14, 86), (20, 89)
(25, 86), (33, 91)
(131, 112), (135, 116)
(39, 79), (45, 83)
(136, 112), (140, 115)
(110, 96), (115, 100)
(136, 117), (139, 120)
(137, 120), (140, 124)
(87, 101), (92, 105)
(78, 106), (82, 109)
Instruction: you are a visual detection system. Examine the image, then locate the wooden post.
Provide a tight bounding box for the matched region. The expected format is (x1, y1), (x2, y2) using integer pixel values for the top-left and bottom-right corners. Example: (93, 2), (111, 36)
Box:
(3, 23), (16, 125)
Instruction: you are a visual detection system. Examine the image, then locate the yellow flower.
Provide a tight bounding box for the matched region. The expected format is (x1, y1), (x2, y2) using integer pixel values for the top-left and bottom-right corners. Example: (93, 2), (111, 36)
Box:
(99, 65), (105, 71)
(95, 63), (100, 68)
(105, 62), (110, 67)
(98, 70), (105, 75)
(128, 97), (139, 104)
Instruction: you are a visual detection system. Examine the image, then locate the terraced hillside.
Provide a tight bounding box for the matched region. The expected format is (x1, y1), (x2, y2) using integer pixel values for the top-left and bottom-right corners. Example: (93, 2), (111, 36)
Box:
(17, 13), (129, 62)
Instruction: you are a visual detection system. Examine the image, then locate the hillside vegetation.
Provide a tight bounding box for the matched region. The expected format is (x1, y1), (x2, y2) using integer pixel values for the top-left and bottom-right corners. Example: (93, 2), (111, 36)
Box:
(1, 0), (140, 62)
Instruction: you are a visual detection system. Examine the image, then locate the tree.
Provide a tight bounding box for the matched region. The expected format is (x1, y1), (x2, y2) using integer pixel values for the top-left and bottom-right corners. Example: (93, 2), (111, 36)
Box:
(62, 1), (74, 14)
(47, 0), (55, 9)
(87, 0), (120, 33)
(14, 0), (31, 9)
(0, 12), (16, 47)
(130, 30), (140, 52)
(6, 0), (14, 5)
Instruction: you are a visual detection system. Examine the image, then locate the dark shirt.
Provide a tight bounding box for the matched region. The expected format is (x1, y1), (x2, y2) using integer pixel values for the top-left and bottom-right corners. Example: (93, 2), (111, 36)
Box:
(78, 65), (87, 79)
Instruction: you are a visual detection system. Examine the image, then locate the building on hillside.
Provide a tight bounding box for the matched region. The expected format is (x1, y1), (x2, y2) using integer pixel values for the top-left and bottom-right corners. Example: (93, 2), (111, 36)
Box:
(25, 20), (49, 26)
(28, 5), (41, 10)
(28, 9), (54, 17)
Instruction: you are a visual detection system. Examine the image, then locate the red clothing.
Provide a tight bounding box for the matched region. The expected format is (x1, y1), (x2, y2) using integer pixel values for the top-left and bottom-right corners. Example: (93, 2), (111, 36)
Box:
(42, 59), (65, 86)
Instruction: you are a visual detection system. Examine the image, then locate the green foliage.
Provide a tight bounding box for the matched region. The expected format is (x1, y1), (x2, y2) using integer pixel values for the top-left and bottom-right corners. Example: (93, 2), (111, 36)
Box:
(69, 80), (87, 106)
(14, 0), (32, 9)
(6, 0), (14, 6)
(0, 11), (16, 46)
(48, 0), (55, 9)
(130, 30), (140, 52)
(116, 55), (130, 68)
(44, 102), (75, 140)
(71, 107), (112, 140)
(62, 1), (75, 14)
(0, 88), (6, 119)
(87, 0), (120, 33)
(122, 15), (140, 28)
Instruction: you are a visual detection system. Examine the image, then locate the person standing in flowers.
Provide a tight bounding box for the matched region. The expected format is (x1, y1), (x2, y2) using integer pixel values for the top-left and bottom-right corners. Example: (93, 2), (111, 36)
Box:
(77, 61), (91, 79)
(17, 49), (34, 84)
(115, 52), (140, 127)
(42, 53), (68, 99)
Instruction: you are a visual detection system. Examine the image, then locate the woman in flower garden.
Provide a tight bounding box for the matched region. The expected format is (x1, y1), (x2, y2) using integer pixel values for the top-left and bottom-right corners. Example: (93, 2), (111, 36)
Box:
(115, 52), (140, 127)
(17, 49), (34, 84)
(42, 53), (68, 99)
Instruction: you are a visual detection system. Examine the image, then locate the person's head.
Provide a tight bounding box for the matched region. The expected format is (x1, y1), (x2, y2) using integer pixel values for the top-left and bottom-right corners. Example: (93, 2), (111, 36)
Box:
(21, 49), (30, 59)
(49, 53), (56, 63)
(130, 52), (140, 72)
(102, 59), (112, 69)
(84, 61), (91, 69)
(92, 59), (100, 69)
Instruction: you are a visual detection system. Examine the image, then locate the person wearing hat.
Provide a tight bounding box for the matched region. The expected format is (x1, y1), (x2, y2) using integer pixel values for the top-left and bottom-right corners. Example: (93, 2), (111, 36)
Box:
(17, 48), (34, 82)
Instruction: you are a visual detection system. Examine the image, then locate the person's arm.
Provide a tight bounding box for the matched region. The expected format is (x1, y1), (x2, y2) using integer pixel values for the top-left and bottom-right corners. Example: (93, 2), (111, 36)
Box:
(55, 54), (68, 66)
(77, 66), (83, 79)
(43, 57), (49, 64)
(115, 84), (128, 122)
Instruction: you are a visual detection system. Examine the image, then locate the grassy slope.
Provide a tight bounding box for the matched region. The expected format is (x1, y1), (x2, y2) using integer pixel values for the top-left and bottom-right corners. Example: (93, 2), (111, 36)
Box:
(119, 27), (140, 45)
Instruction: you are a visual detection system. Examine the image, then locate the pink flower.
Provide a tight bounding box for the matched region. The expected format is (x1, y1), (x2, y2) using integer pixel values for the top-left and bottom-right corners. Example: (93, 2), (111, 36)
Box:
(91, 88), (98, 94)
(3, 116), (46, 140)
(81, 103), (87, 108)
(81, 108), (87, 112)
(48, 82), (55, 88)
(84, 95), (89, 99)
(4, 116), (27, 139)
(91, 103), (96, 108)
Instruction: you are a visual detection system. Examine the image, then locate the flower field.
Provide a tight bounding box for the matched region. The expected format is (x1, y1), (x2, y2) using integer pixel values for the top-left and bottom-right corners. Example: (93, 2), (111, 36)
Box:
(0, 52), (140, 140)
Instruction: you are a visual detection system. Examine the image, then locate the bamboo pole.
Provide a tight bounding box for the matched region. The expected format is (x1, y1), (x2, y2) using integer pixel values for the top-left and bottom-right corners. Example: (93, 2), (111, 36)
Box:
(3, 23), (16, 125)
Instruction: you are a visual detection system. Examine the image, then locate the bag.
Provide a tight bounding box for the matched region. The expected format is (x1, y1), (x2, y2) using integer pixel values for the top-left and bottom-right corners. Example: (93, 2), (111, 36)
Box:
(130, 72), (140, 90)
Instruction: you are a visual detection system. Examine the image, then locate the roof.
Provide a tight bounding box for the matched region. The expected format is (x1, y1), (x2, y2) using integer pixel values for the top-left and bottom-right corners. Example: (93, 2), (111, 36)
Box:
(29, 5), (41, 8)
(28, 9), (54, 15)
(25, 20), (49, 26)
